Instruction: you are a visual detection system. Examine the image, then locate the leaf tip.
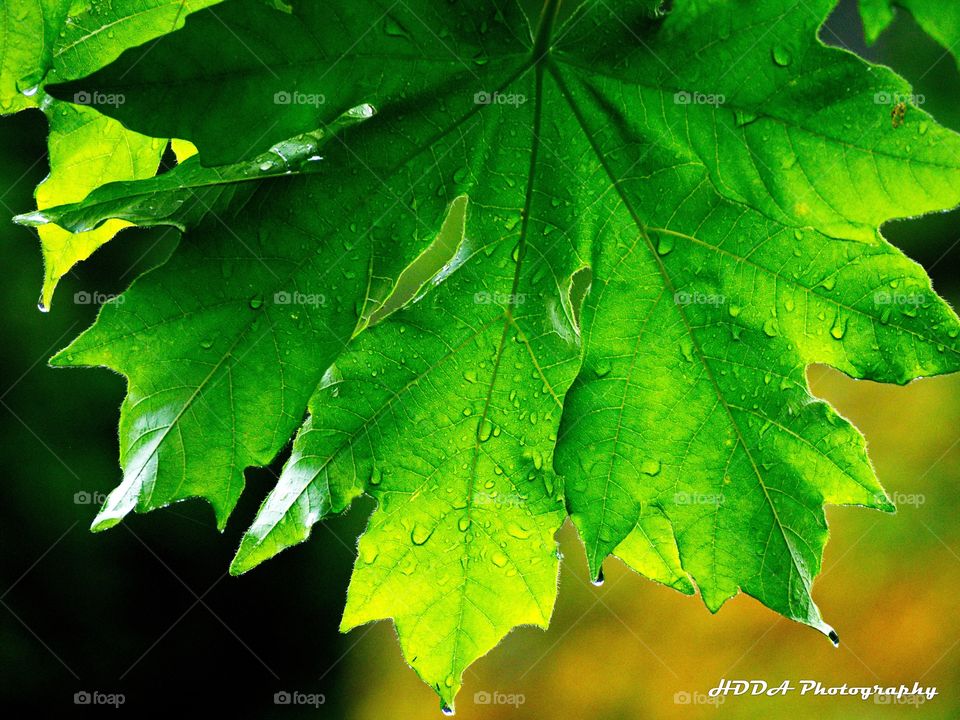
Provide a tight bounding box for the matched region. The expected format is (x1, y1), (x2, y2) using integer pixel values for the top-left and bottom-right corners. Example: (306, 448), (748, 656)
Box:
(228, 539), (260, 576)
(90, 513), (121, 533)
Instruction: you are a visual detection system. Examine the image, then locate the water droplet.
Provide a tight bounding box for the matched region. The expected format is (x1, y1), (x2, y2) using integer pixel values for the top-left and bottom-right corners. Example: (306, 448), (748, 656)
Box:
(441, 702), (455, 716)
(830, 316), (847, 340)
(679, 338), (694, 363)
(592, 566), (605, 587)
(491, 551), (509, 568)
(507, 522), (531, 539)
(656, 234), (674, 255)
(594, 360), (612, 378)
(411, 524), (433, 546)
(346, 102), (376, 119)
(728, 304), (742, 317)
(735, 109), (758, 127)
(360, 544), (378, 564)
(458, 516), (471, 532)
(384, 16), (408, 37)
(763, 318), (779, 337)
(249, 295), (264, 309)
(478, 419), (493, 442)
(772, 45), (792, 67)
(640, 459), (661, 476)
(37, 295), (49, 313)
(828, 629), (840, 647)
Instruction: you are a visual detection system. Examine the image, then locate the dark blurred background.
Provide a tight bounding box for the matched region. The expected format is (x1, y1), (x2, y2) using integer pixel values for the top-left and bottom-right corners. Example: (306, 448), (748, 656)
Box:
(1, 0), (959, 717)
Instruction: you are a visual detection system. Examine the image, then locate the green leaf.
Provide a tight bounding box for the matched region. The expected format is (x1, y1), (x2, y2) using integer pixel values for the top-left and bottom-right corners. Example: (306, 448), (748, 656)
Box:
(860, 0), (960, 60)
(25, 0), (960, 710)
(2, 0), (223, 308)
(0, 0), (69, 114)
(34, 103), (167, 310)
(15, 108), (378, 234)
(51, 174), (370, 530)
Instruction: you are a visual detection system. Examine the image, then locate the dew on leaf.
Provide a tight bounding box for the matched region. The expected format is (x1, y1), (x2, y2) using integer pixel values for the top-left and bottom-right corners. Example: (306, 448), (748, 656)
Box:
(411, 524), (433, 546)
(772, 45), (792, 66)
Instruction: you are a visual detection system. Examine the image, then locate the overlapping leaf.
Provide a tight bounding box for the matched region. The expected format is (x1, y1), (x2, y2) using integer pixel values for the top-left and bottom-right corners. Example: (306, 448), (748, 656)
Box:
(15, 0), (960, 711)
(860, 0), (960, 66)
(0, 0), (222, 307)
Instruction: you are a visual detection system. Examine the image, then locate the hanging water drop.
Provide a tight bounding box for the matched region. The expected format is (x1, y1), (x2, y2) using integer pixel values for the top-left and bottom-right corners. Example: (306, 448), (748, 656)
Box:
(592, 566), (605, 587)
(830, 316), (847, 340)
(656, 234), (674, 255)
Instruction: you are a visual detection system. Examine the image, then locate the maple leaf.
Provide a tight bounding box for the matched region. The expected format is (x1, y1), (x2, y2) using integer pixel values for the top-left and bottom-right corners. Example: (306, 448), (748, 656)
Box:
(14, 0), (960, 711)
